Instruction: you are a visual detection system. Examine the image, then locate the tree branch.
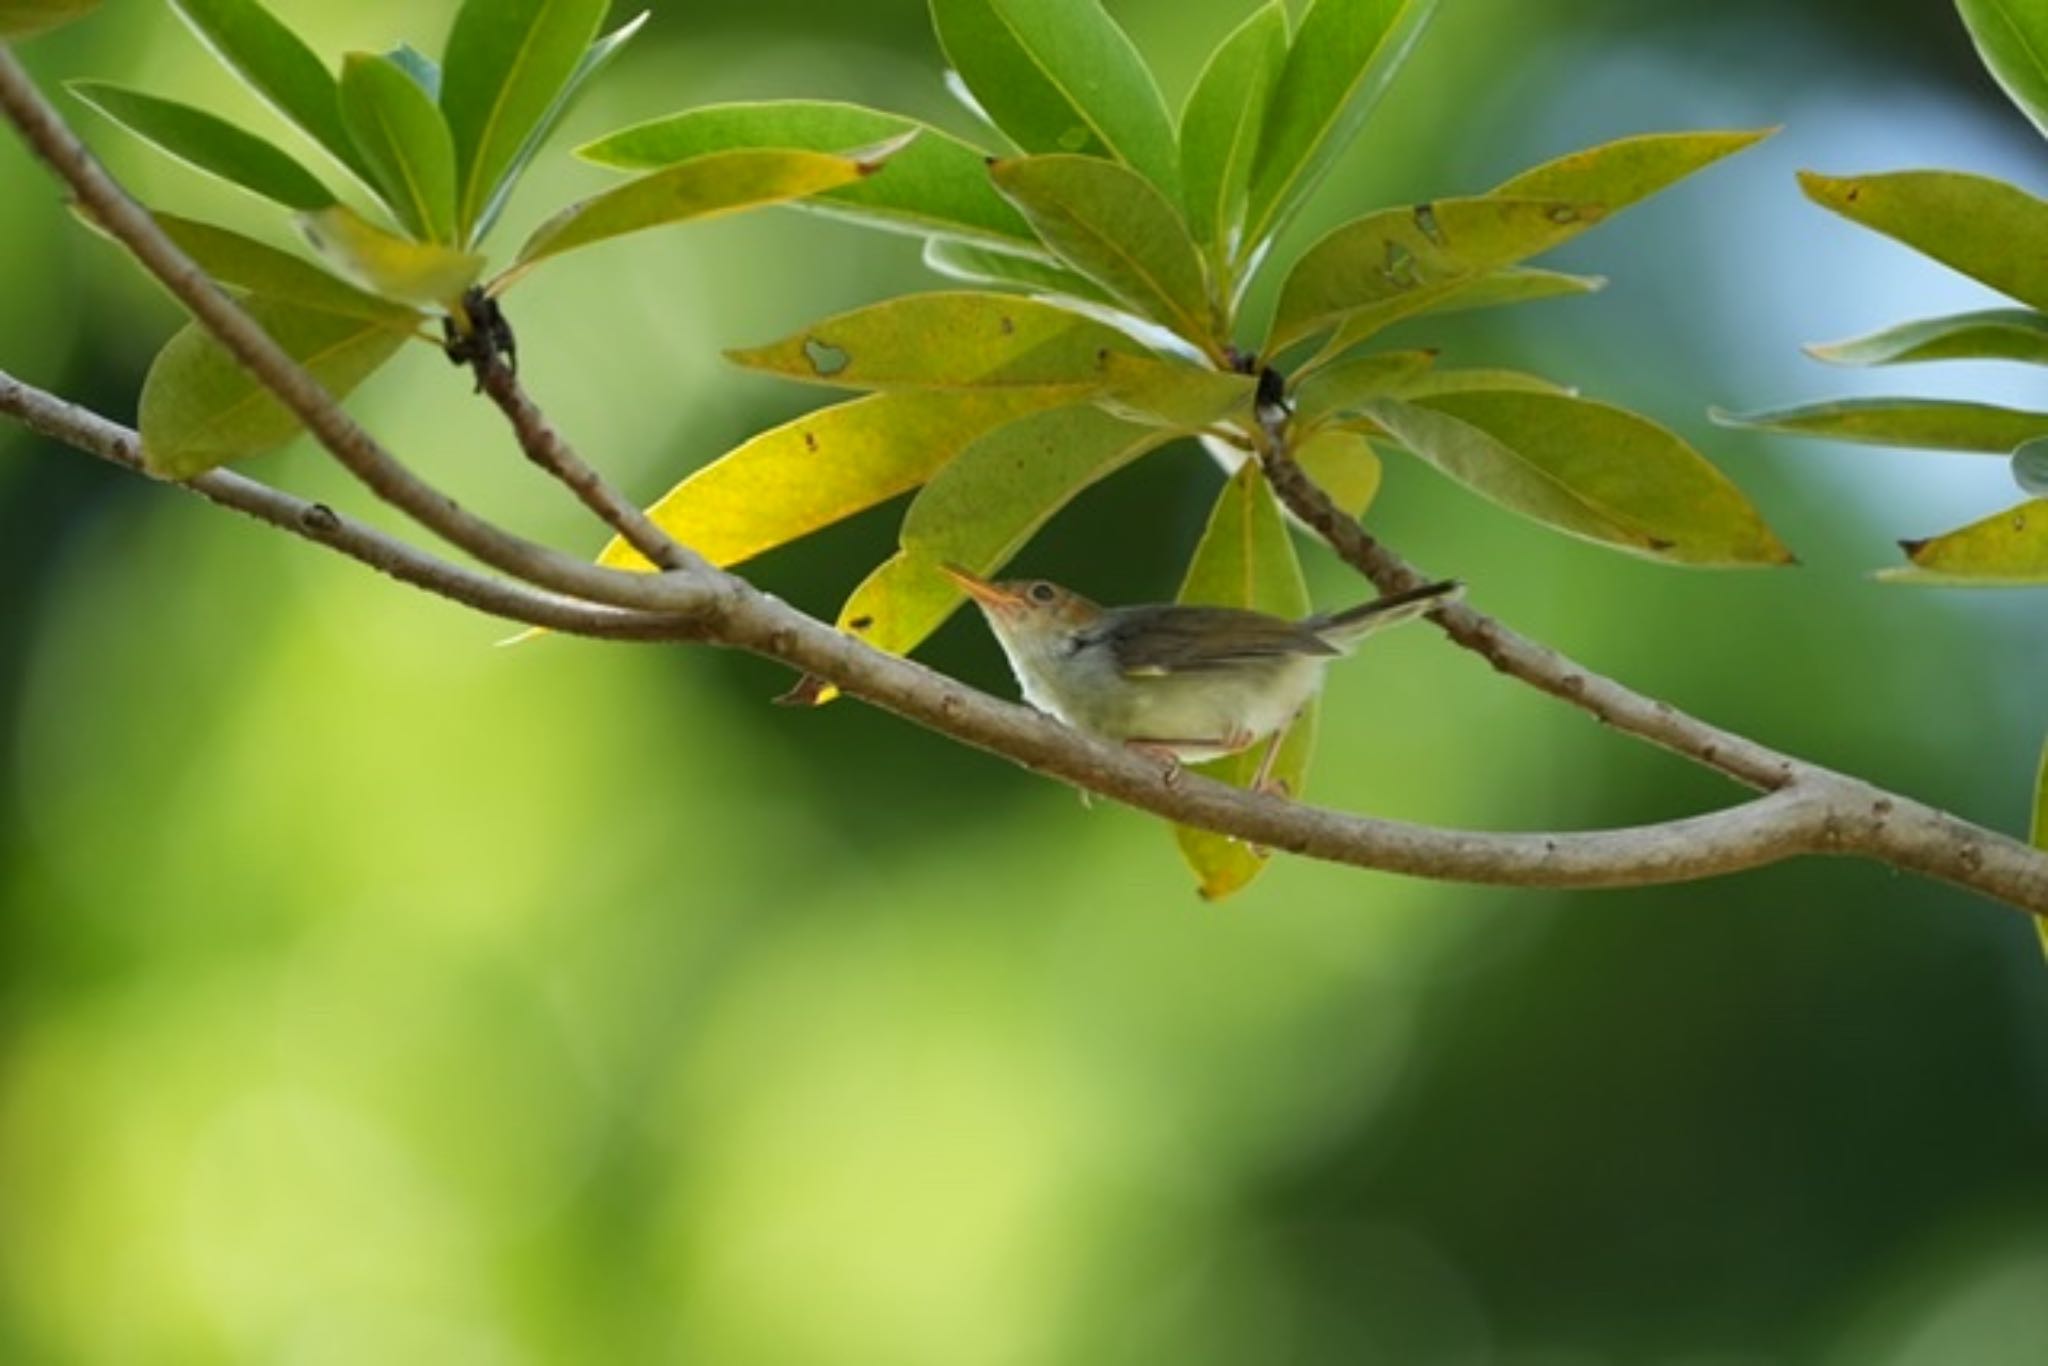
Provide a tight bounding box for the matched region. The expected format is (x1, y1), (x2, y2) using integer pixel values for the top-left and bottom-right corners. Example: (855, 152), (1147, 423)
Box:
(0, 45), (711, 618)
(0, 369), (690, 640)
(7, 39), (2048, 918)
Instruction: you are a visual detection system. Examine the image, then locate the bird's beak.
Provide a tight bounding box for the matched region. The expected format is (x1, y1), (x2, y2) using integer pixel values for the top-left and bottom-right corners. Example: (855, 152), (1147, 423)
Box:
(940, 562), (1023, 615)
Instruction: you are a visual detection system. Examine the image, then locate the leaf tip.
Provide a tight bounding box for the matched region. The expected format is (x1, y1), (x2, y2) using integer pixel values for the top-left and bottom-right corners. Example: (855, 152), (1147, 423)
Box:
(774, 673), (839, 707)
(1899, 535), (1931, 561)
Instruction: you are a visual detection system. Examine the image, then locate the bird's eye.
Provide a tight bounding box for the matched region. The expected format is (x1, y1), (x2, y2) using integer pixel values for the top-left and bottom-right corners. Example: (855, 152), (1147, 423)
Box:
(1029, 582), (1057, 604)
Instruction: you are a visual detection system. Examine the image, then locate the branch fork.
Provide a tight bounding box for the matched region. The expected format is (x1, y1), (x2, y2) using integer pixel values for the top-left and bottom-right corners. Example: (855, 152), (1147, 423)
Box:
(3, 42), (2045, 919)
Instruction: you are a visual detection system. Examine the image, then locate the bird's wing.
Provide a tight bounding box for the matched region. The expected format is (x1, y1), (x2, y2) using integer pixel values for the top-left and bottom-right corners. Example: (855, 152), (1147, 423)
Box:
(1087, 606), (1338, 677)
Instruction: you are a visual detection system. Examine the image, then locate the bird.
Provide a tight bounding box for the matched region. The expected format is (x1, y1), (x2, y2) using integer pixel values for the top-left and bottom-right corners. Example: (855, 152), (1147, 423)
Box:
(942, 563), (1461, 790)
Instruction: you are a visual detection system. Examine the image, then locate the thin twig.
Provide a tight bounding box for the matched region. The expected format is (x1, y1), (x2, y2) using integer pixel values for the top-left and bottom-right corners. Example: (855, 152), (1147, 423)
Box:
(0, 46), (712, 618)
(0, 369), (690, 639)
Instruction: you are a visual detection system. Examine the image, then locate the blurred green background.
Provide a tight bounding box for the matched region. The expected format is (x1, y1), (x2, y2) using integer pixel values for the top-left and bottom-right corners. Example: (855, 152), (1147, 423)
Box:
(5, 1), (2048, 1362)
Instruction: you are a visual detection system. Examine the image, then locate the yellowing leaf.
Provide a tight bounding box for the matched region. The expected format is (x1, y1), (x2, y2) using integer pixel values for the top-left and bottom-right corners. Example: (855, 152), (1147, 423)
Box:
(1800, 169), (2048, 312)
(138, 297), (412, 477)
(838, 405), (1175, 656)
(1807, 309), (2048, 367)
(594, 390), (1056, 572)
(1494, 128), (1772, 212)
(1892, 498), (2048, 582)
(1291, 428), (1382, 517)
(296, 204), (483, 309)
(725, 292), (1147, 391)
(1172, 461), (1317, 900)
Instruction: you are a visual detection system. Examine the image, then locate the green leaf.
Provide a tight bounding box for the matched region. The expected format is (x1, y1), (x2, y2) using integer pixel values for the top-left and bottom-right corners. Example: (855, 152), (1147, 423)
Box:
(1892, 497), (2048, 582)
(1269, 196), (1603, 351)
(168, 0), (365, 178)
(69, 82), (334, 210)
(1243, 0), (1438, 256)
(1413, 266), (1607, 318)
(594, 390), (1057, 573)
(930, 0), (1181, 197)
(152, 212), (420, 324)
(506, 146), (877, 282)
(1800, 169), (2048, 312)
(1494, 128), (1773, 212)
(1807, 309), (2048, 366)
(472, 12), (649, 244)
(138, 297), (411, 478)
(440, 0), (608, 243)
(1711, 398), (2048, 452)
(840, 405), (1175, 656)
(296, 205), (483, 309)
(990, 155), (1215, 349)
(1180, 2), (1287, 258)
(338, 52), (460, 243)
(0, 0), (102, 40)
(1291, 426), (1382, 517)
(1367, 391), (1793, 565)
(921, 237), (1113, 303)
(1291, 349), (1437, 426)
(580, 100), (1035, 251)
(1958, 0), (2048, 141)
(1385, 367), (1572, 399)
(1173, 460), (1317, 900)
(726, 292), (1148, 392)
(1091, 356), (1254, 429)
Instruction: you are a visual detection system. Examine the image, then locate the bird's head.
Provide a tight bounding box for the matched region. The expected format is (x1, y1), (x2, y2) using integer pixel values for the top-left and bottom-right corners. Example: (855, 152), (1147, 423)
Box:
(941, 563), (1101, 649)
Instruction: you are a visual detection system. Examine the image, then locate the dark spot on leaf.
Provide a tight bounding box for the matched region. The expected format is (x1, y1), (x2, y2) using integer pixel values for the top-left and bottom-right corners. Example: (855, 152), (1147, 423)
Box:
(1380, 241), (1420, 288)
(2015, 512), (2030, 532)
(1844, 187), (1861, 202)
(1899, 536), (1929, 558)
(1648, 535), (1676, 551)
(802, 336), (850, 377)
(999, 315), (1014, 335)
(803, 431), (818, 452)
(1413, 202), (1444, 245)
(848, 615), (874, 631)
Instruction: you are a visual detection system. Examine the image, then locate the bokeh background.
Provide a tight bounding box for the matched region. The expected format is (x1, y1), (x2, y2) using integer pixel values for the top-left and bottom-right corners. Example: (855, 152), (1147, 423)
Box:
(5, 0), (2048, 1361)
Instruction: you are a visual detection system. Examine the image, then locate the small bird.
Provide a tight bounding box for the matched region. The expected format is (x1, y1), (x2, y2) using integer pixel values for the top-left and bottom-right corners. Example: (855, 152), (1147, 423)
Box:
(943, 563), (1461, 788)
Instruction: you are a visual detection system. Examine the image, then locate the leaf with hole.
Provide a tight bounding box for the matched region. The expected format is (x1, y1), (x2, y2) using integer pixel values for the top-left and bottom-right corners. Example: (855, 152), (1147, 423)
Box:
(69, 82), (333, 210)
(506, 146), (879, 282)
(726, 292), (1148, 392)
(1270, 196), (1602, 352)
(930, 0), (1181, 197)
(593, 390), (1059, 573)
(440, 0), (608, 242)
(990, 155), (1214, 349)
(1368, 391), (1792, 565)
(1180, 1), (1287, 258)
(168, 0), (365, 178)
(1807, 309), (2048, 367)
(1173, 460), (1318, 900)
(296, 205), (483, 309)
(339, 52), (460, 243)
(582, 100), (1035, 252)
(1712, 397), (2048, 452)
(1244, 0), (1438, 255)
(138, 297), (412, 478)
(839, 405), (1176, 657)
(1800, 169), (2048, 312)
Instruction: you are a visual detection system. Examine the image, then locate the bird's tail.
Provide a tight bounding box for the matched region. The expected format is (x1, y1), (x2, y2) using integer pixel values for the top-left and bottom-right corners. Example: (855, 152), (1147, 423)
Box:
(1307, 580), (1462, 649)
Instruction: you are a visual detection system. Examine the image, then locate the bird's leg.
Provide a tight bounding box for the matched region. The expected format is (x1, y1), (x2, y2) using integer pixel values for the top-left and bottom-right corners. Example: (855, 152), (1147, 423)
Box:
(1249, 714), (1301, 799)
